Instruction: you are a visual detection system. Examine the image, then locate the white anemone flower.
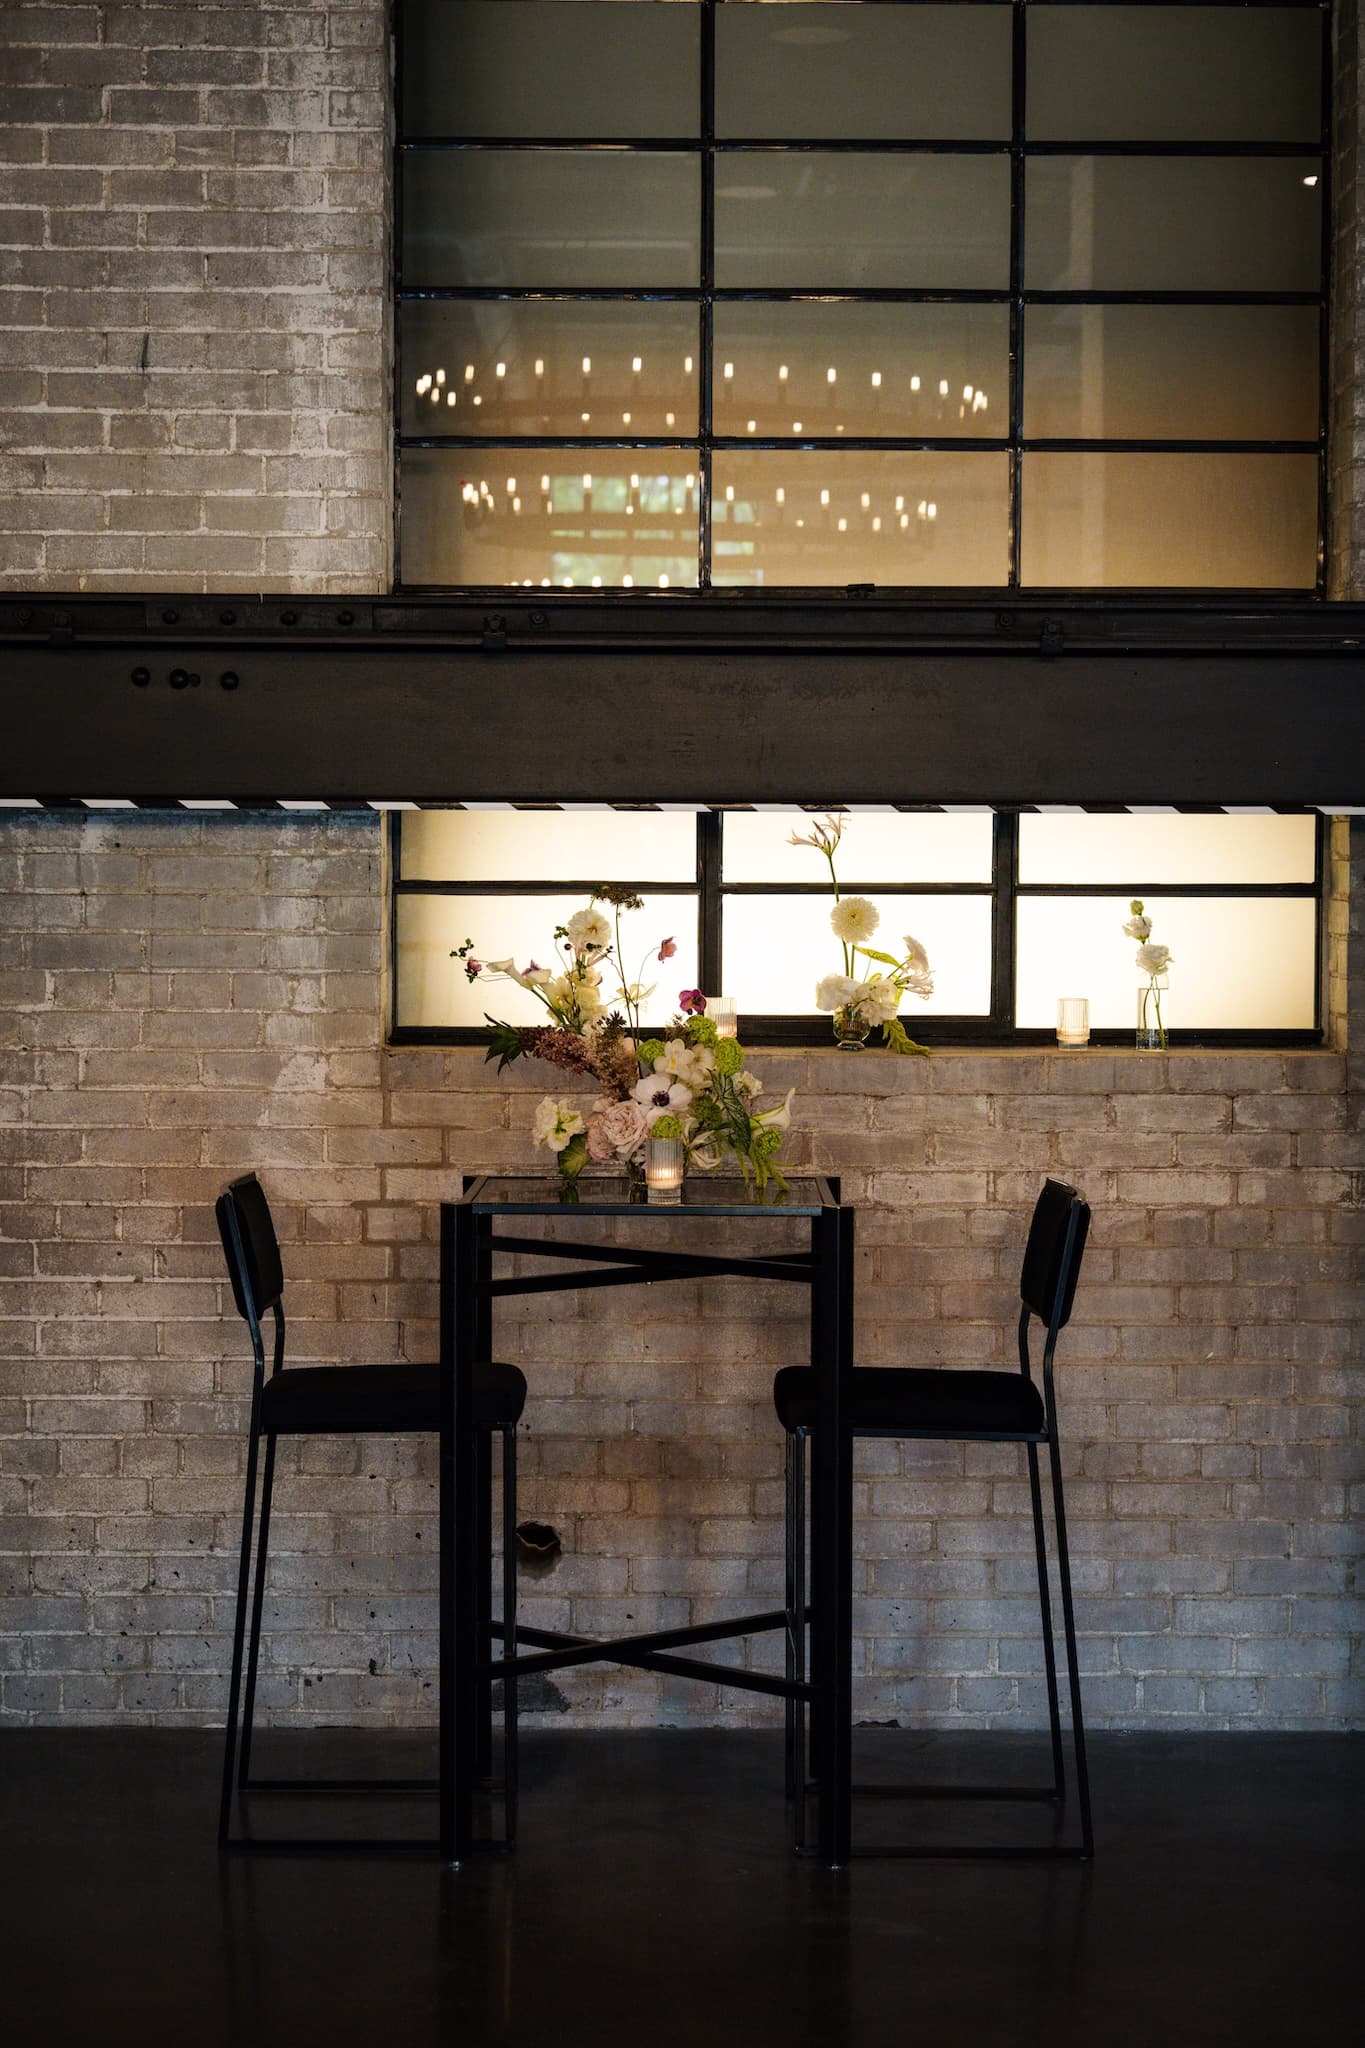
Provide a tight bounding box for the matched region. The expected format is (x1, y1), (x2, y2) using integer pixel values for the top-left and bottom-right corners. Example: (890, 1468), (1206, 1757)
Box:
(1136, 942), (1172, 976)
(815, 973), (857, 1013)
(632, 1073), (692, 1126)
(566, 906), (612, 955)
(830, 895), (880, 945)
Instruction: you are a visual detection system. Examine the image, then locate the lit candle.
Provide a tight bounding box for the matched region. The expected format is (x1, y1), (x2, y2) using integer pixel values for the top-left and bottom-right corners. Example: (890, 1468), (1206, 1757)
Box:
(645, 1136), (685, 1204)
(1056, 997), (1090, 1049)
(708, 996), (738, 1039)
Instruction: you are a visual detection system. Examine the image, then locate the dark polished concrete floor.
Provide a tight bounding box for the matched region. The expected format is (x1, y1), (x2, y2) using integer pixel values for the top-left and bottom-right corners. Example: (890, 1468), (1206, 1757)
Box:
(1, 1728), (1358, 2048)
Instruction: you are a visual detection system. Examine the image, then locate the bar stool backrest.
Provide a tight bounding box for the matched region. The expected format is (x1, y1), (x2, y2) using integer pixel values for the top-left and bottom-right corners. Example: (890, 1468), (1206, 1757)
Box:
(216, 1173), (285, 1333)
(1019, 1178), (1090, 1339)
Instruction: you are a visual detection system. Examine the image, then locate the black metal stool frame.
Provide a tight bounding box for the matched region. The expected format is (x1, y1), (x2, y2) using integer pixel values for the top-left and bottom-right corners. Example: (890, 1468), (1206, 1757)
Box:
(783, 1185), (1093, 1861)
(216, 1178), (519, 1854)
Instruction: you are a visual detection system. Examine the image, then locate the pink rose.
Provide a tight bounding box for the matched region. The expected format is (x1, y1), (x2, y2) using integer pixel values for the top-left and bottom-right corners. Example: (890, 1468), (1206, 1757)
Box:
(585, 1113), (616, 1164)
(599, 1098), (649, 1158)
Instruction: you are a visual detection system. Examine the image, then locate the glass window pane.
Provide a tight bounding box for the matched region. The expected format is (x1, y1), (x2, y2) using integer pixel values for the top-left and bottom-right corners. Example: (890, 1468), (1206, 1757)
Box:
(1023, 305), (1319, 443)
(715, 153), (1009, 290)
(397, 891), (699, 1029)
(402, 810), (699, 884)
(400, 449), (700, 589)
(713, 302), (1009, 440)
(401, 1), (701, 140)
(1025, 158), (1321, 292)
(722, 893), (992, 1017)
(723, 810), (992, 885)
(1020, 453), (1318, 590)
(717, 4), (1011, 142)
(402, 151), (701, 288)
(711, 451), (1009, 588)
(1015, 897), (1316, 1029)
(401, 302), (699, 438)
(1027, 6), (1322, 145)
(1018, 814), (1317, 888)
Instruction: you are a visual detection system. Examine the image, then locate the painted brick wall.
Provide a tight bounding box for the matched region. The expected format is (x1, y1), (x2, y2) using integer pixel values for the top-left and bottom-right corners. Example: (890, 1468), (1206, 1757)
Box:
(0, 4), (1360, 1731)
(0, 0), (389, 593)
(0, 812), (1360, 1730)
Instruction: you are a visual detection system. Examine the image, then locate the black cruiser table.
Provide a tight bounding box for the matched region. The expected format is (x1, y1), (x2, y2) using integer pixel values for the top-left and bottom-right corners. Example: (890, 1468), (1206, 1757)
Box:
(439, 1174), (855, 1868)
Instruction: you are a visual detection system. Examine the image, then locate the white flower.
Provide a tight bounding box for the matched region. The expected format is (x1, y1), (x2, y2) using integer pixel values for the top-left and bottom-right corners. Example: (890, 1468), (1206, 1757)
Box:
(1137, 942), (1171, 976)
(632, 1073), (692, 1126)
(735, 1069), (764, 1098)
(598, 1098), (650, 1157)
(531, 1097), (583, 1154)
(754, 1087), (796, 1133)
(830, 895), (880, 945)
(655, 1037), (713, 1090)
(485, 956), (530, 987)
(861, 977), (902, 1023)
(1123, 914), (1152, 942)
(522, 964), (553, 987)
(566, 906), (611, 956)
(901, 934), (930, 975)
(815, 973), (857, 1014)
(616, 981), (655, 1008)
(788, 814), (843, 855)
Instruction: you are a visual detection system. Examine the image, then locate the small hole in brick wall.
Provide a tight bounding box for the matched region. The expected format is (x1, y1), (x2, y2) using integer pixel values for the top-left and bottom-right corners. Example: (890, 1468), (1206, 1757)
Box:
(516, 1521), (562, 1572)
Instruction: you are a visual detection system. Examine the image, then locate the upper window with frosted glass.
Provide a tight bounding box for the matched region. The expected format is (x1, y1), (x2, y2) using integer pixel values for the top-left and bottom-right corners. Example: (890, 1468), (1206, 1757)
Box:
(397, 2), (1327, 593)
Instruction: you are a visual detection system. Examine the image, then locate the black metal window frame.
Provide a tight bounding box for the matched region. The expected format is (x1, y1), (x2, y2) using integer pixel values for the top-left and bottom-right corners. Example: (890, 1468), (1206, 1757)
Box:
(393, 0), (1333, 597)
(388, 810), (1326, 1048)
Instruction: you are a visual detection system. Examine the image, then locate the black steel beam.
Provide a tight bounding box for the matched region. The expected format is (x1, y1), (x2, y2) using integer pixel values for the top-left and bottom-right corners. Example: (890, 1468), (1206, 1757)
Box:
(1, 593), (1362, 805)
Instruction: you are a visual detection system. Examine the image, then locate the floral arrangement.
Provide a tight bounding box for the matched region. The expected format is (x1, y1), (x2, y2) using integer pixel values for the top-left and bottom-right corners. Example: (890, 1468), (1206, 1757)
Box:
(791, 815), (934, 1052)
(1124, 899), (1172, 1050)
(453, 888), (795, 1195)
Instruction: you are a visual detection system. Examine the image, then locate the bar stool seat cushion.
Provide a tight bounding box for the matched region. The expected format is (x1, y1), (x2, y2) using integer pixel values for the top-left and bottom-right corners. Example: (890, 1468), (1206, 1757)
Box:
(772, 1364), (1045, 1439)
(260, 1360), (526, 1436)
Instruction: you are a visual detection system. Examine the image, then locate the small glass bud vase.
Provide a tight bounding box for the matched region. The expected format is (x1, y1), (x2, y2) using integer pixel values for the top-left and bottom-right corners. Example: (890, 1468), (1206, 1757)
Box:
(1136, 974), (1169, 1051)
(644, 1136), (684, 1204)
(832, 1003), (872, 1051)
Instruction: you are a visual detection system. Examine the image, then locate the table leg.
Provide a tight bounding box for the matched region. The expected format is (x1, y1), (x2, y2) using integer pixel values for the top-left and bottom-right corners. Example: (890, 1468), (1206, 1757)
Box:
(811, 1204), (854, 1867)
(440, 1201), (480, 1865)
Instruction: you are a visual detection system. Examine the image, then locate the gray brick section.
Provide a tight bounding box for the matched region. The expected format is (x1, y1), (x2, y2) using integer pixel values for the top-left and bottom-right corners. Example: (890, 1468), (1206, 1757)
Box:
(0, 1), (388, 593)
(0, 812), (1359, 1732)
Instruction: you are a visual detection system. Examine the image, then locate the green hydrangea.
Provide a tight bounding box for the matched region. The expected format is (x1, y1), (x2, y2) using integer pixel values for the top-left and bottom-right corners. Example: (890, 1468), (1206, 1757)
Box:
(686, 1015), (718, 1047)
(751, 1125), (783, 1158)
(638, 1037), (665, 1066)
(714, 1037), (743, 1077)
(649, 1113), (684, 1140)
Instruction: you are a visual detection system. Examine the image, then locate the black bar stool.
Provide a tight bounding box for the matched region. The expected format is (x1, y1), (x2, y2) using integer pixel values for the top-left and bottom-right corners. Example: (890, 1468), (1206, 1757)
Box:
(215, 1172), (525, 1848)
(775, 1177), (1093, 1858)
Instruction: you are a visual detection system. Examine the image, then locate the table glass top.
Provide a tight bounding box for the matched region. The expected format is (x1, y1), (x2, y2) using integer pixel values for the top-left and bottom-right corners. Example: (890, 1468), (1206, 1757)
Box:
(462, 1174), (838, 1216)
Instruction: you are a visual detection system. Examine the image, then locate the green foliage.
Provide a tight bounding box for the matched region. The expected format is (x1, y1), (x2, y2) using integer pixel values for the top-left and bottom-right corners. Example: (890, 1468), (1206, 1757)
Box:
(713, 1036), (744, 1077)
(882, 1015), (930, 1057)
(856, 945), (900, 968)
(556, 1132), (588, 1181)
(483, 1018), (525, 1073)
